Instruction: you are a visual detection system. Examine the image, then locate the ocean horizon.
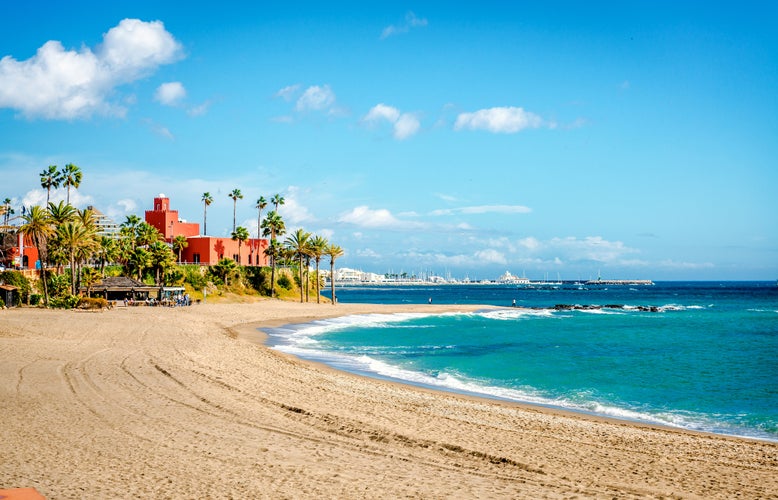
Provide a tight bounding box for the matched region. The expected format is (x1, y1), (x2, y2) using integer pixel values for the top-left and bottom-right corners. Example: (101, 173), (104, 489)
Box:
(264, 281), (778, 442)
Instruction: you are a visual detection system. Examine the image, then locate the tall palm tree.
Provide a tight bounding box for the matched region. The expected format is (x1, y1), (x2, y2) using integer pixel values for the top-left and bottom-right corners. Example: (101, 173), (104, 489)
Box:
(60, 163), (82, 206)
(19, 206), (54, 306)
(285, 228), (311, 303)
(56, 221), (95, 295)
(172, 235), (188, 263)
(201, 192), (213, 235)
(148, 241), (175, 285)
(309, 235), (328, 303)
(263, 239), (281, 297)
(261, 210), (286, 269)
(271, 193), (285, 212)
(229, 188), (243, 232)
(96, 236), (118, 275)
(325, 244), (344, 305)
(231, 226), (250, 263)
(255, 196), (267, 240)
(2, 198), (12, 226)
(39, 165), (61, 206)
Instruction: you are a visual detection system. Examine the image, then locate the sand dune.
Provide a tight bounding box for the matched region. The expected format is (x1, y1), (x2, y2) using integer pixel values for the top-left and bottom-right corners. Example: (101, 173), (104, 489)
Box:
(1, 301), (776, 499)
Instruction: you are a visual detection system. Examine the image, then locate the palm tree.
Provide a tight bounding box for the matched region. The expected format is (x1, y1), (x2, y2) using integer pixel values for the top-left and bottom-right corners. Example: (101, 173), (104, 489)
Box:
(229, 188), (243, 232)
(231, 226), (250, 264)
(47, 200), (77, 226)
(212, 257), (239, 286)
(255, 196), (267, 240)
(309, 235), (328, 303)
(263, 239), (281, 297)
(81, 267), (101, 297)
(56, 221), (95, 295)
(148, 241), (175, 285)
(60, 163), (82, 205)
(271, 193), (285, 212)
(201, 192), (213, 235)
(172, 235), (188, 263)
(261, 210), (286, 271)
(2, 198), (12, 226)
(325, 244), (344, 305)
(285, 228), (311, 303)
(39, 165), (61, 206)
(96, 236), (118, 274)
(127, 247), (153, 281)
(19, 206), (54, 306)
(135, 222), (162, 248)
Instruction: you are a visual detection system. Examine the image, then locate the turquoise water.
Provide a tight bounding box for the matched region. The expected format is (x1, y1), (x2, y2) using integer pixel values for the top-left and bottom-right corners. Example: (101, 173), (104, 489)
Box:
(265, 282), (778, 441)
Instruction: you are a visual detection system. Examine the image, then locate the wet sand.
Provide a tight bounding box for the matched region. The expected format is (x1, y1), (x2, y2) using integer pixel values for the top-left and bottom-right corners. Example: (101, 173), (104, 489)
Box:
(1, 301), (776, 498)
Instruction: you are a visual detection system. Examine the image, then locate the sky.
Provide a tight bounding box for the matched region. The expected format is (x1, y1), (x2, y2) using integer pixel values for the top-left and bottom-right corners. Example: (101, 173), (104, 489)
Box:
(1, 2), (776, 281)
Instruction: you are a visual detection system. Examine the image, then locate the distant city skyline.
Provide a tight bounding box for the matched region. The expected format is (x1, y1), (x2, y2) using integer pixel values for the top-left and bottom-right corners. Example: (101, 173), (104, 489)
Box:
(1, 3), (776, 280)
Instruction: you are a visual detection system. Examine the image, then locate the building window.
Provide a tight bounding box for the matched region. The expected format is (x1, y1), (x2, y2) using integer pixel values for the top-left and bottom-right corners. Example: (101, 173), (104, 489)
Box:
(233, 254), (239, 263)
(193, 253), (200, 264)
(248, 254), (252, 265)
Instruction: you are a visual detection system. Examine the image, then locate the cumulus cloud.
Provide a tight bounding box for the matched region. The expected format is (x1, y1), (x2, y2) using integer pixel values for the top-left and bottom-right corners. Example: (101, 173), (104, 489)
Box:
(363, 103), (420, 140)
(0, 18), (184, 119)
(454, 106), (543, 133)
(381, 11), (428, 39)
(154, 81), (186, 106)
(296, 85), (335, 112)
(338, 205), (424, 230)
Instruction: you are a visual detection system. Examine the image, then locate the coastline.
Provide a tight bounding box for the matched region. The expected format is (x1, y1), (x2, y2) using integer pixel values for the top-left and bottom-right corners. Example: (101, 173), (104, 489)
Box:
(1, 301), (776, 498)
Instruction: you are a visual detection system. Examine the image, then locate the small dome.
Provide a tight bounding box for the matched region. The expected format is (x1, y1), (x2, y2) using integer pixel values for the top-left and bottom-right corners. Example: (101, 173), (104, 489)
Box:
(158, 193), (166, 198)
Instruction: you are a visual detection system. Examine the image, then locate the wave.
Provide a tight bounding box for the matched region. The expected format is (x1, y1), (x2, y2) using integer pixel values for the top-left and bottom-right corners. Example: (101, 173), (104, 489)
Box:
(272, 343), (776, 441)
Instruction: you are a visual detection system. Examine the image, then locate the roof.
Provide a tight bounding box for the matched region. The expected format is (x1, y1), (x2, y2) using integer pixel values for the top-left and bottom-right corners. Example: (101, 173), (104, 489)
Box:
(88, 276), (159, 291)
(0, 284), (18, 291)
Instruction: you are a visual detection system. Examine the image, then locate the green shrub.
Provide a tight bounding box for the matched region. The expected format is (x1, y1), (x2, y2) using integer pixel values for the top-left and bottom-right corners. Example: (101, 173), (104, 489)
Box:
(30, 294), (42, 306)
(276, 274), (292, 290)
(0, 270), (31, 304)
(49, 295), (80, 309)
(77, 297), (109, 310)
(0, 297), (4, 308)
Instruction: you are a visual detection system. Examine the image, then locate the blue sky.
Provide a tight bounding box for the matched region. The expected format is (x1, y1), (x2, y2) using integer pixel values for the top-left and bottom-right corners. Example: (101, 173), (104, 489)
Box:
(1, 2), (776, 280)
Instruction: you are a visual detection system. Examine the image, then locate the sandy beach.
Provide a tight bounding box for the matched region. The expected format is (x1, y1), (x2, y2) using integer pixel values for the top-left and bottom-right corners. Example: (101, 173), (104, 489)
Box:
(1, 301), (776, 499)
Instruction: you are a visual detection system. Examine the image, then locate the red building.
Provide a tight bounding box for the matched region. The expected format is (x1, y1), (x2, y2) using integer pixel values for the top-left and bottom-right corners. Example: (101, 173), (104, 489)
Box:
(144, 195), (268, 266)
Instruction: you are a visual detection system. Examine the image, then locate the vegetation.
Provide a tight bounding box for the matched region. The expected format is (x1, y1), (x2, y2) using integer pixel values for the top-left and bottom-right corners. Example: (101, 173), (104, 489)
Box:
(3, 169), (345, 308)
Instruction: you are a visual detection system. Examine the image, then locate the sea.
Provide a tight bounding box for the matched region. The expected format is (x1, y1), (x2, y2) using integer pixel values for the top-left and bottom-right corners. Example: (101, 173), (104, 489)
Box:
(263, 281), (778, 442)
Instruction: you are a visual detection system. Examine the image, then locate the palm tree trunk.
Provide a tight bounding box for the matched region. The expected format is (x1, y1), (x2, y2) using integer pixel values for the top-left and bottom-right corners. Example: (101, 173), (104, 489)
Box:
(329, 260), (336, 305)
(315, 258), (321, 303)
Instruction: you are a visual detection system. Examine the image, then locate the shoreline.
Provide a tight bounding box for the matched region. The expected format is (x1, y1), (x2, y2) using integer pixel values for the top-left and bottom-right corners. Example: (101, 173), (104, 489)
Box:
(245, 309), (774, 445)
(2, 301), (776, 498)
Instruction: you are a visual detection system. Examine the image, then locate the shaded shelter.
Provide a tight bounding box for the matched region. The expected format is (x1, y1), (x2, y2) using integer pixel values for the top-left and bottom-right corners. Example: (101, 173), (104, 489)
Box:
(84, 276), (160, 301)
(0, 284), (18, 307)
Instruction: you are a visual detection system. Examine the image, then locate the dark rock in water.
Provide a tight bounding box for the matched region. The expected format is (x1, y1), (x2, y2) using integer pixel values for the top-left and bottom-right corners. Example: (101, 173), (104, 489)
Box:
(552, 304), (659, 312)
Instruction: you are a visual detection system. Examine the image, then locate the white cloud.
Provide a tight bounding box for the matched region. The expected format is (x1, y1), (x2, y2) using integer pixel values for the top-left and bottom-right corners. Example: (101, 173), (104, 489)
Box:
(338, 205), (423, 230)
(280, 186), (314, 224)
(473, 248), (508, 265)
(381, 11), (428, 39)
(275, 84), (301, 101)
(430, 204), (532, 216)
(363, 103), (420, 140)
(296, 85), (335, 112)
(0, 18), (184, 119)
(454, 106), (543, 134)
(154, 81), (186, 106)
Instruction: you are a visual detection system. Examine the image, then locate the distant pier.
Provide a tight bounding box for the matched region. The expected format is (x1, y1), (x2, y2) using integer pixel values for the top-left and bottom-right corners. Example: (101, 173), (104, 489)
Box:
(584, 279), (654, 286)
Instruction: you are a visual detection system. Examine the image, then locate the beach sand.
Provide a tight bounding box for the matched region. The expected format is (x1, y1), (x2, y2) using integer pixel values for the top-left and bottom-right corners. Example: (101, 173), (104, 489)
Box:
(1, 301), (776, 499)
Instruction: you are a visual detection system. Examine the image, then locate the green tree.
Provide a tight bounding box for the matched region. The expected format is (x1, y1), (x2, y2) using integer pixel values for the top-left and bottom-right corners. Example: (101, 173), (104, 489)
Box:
(81, 266), (101, 296)
(127, 247), (152, 281)
(285, 228), (311, 303)
(47, 200), (77, 226)
(60, 163), (82, 205)
(263, 239), (281, 297)
(1, 198), (13, 226)
(271, 193), (285, 212)
(229, 188), (243, 232)
(19, 206), (54, 306)
(56, 221), (96, 295)
(172, 235), (188, 263)
(231, 225), (250, 263)
(201, 192), (213, 235)
(211, 257), (239, 286)
(135, 222), (162, 248)
(39, 165), (61, 206)
(255, 196), (267, 240)
(309, 235), (328, 303)
(96, 236), (118, 274)
(325, 244), (344, 305)
(148, 241), (176, 285)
